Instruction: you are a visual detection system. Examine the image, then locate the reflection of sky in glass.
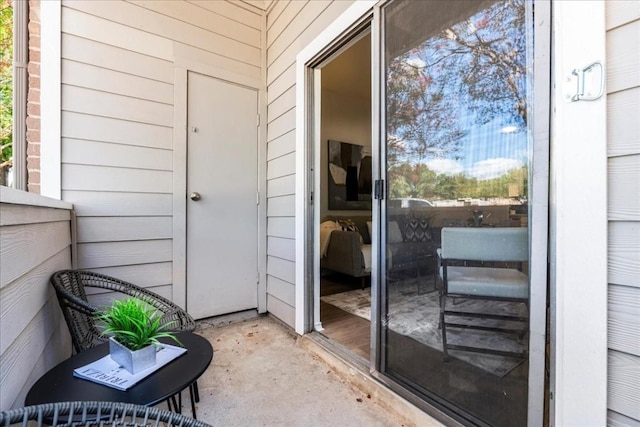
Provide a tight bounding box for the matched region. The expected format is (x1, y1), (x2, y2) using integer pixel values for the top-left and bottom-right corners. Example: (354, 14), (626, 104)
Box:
(388, 0), (529, 181)
(427, 116), (528, 180)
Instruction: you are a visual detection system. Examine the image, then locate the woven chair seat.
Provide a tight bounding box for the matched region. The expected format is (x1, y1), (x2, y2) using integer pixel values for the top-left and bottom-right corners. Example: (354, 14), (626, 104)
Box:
(0, 401), (210, 427)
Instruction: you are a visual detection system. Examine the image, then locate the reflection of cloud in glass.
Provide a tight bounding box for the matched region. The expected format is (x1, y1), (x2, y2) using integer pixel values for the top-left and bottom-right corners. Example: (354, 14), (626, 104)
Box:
(426, 159), (464, 176)
(405, 56), (426, 69)
(467, 158), (524, 180)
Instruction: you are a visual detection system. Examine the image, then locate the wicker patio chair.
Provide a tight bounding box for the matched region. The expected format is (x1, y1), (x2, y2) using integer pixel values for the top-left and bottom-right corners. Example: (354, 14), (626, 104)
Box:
(50, 270), (200, 413)
(0, 401), (211, 427)
(50, 270), (196, 353)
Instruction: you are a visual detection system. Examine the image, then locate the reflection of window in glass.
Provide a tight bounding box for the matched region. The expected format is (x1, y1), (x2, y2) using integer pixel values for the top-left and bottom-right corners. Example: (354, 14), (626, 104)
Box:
(386, 0), (529, 206)
(0, 0), (27, 189)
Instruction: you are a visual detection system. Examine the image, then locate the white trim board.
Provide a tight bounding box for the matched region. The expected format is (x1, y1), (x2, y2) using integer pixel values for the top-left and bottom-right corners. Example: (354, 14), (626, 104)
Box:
(294, 0), (377, 335)
(549, 1), (608, 425)
(40, 0), (62, 199)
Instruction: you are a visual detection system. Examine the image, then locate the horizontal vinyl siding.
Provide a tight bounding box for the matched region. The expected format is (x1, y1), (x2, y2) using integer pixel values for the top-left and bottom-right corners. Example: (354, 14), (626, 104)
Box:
(59, 0), (262, 301)
(0, 192), (73, 409)
(265, 0), (355, 327)
(606, 2), (640, 424)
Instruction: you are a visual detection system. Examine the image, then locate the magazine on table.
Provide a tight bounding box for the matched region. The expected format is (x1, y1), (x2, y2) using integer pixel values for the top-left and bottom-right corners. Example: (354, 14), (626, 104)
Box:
(73, 344), (187, 391)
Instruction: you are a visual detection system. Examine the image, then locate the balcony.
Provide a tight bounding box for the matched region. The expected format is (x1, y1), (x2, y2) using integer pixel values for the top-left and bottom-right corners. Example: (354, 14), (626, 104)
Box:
(0, 189), (439, 426)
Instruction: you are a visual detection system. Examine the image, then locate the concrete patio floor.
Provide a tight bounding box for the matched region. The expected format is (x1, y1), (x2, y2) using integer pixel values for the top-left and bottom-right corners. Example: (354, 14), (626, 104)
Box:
(168, 312), (445, 427)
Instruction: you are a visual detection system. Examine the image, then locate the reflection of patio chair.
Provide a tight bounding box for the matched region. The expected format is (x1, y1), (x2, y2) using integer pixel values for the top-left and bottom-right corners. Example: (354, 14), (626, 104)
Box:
(50, 270), (199, 414)
(0, 401), (211, 427)
(437, 227), (529, 360)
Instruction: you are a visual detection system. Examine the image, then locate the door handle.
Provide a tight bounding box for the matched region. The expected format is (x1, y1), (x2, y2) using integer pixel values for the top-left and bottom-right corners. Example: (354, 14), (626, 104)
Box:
(190, 192), (201, 201)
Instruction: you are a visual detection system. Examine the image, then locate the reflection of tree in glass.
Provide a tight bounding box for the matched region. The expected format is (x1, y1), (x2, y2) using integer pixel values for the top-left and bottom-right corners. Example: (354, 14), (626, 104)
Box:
(0, 0), (12, 178)
(386, 0), (526, 165)
(389, 163), (528, 201)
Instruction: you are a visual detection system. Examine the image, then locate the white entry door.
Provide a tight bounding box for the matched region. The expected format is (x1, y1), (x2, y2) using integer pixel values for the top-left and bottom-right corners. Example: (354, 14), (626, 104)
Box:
(186, 72), (258, 319)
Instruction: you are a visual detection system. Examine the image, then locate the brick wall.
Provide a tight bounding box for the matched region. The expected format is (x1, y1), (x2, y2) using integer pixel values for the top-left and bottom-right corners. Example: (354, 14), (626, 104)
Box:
(26, 0), (40, 193)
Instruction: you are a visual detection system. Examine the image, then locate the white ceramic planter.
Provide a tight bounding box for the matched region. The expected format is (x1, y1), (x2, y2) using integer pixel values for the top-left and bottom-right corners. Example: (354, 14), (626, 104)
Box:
(109, 337), (156, 374)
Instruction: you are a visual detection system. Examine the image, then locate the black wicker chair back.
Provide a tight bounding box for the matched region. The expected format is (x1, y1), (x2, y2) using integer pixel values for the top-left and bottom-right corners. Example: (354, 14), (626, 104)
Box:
(0, 401), (211, 427)
(50, 270), (196, 354)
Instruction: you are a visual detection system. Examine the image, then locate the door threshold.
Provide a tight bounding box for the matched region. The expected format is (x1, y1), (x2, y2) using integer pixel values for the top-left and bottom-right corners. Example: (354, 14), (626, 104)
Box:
(298, 331), (447, 427)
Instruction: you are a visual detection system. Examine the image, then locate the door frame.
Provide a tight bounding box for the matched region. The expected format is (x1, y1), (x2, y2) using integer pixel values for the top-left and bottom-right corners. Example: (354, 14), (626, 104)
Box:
(172, 58), (267, 314)
(294, 0), (576, 425)
(295, 0), (378, 336)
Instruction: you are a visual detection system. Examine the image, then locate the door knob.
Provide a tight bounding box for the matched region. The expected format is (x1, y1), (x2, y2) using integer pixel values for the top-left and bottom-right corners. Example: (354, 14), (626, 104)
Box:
(190, 192), (201, 201)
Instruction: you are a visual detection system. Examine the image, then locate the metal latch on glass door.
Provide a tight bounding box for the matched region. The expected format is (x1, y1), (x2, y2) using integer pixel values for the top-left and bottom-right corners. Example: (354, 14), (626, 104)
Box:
(563, 61), (605, 102)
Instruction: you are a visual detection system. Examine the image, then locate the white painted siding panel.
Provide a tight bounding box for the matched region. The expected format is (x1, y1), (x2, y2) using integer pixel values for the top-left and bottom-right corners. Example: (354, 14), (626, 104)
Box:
(0, 249), (70, 355)
(62, 86), (173, 127)
(609, 221), (640, 288)
(0, 221), (71, 287)
(267, 174), (295, 197)
(89, 263), (173, 289)
(188, 0), (261, 30)
(267, 130), (295, 161)
(606, 21), (640, 94)
(0, 205), (70, 226)
(267, 108), (296, 142)
(76, 217), (172, 243)
(607, 6), (640, 422)
(267, 275), (295, 306)
(62, 34), (173, 83)
(268, 63), (295, 104)
(268, 87), (295, 124)
(607, 1), (640, 31)
(609, 284), (640, 357)
(608, 155), (640, 221)
(267, 195), (295, 217)
(267, 256), (295, 284)
(267, 0), (307, 48)
(62, 165), (172, 193)
(267, 217), (295, 239)
(608, 350), (640, 421)
(607, 88), (640, 158)
(267, 236), (296, 261)
(62, 139), (172, 171)
(60, 0), (264, 316)
(76, 240), (173, 269)
(62, 7), (174, 60)
(129, 1), (261, 48)
(62, 112), (173, 150)
(266, 294), (295, 327)
(0, 300), (67, 409)
(0, 193), (73, 409)
(172, 42), (261, 82)
(264, 0), (357, 327)
(609, 410), (640, 427)
(267, 1), (351, 84)
(65, 1), (260, 66)
(62, 191), (173, 217)
(62, 60), (173, 104)
(267, 152), (295, 179)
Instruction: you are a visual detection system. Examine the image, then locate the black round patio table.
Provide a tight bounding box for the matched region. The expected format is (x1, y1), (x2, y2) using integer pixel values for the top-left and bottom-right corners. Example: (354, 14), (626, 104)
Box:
(25, 332), (212, 417)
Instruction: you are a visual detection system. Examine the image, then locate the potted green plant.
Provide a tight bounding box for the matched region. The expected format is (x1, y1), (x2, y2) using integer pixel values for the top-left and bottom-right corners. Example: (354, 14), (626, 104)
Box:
(96, 298), (182, 374)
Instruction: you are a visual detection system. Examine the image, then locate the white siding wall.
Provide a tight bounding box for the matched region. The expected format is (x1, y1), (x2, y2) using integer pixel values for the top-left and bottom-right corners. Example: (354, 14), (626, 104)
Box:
(0, 188), (73, 409)
(606, 2), (640, 424)
(59, 1), (262, 300)
(265, 0), (356, 327)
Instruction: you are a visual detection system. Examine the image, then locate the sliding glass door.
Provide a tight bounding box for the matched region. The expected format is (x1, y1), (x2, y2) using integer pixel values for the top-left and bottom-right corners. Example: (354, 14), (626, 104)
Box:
(376, 0), (547, 425)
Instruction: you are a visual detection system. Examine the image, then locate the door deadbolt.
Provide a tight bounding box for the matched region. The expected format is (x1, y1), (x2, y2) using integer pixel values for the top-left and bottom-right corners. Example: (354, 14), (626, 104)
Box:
(190, 192), (201, 201)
